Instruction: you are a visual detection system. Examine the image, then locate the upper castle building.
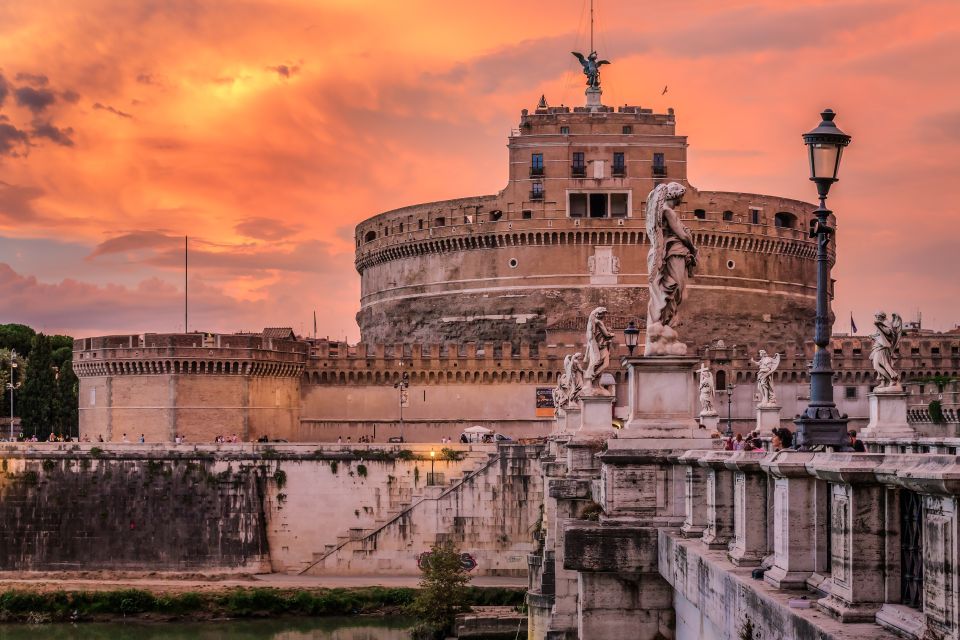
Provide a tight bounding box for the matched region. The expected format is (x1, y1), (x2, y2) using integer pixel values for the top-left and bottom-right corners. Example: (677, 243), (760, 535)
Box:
(355, 97), (823, 349)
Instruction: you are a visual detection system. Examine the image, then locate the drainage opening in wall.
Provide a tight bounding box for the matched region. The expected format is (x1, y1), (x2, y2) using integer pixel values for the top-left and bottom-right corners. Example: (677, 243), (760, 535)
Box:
(508, 258), (519, 268)
(726, 260), (736, 270)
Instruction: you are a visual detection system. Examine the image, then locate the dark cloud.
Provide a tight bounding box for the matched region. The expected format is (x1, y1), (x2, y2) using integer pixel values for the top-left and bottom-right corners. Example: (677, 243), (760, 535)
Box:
(14, 86), (56, 113)
(0, 181), (45, 222)
(31, 121), (75, 147)
(269, 64), (300, 78)
(93, 102), (133, 119)
(136, 72), (157, 85)
(14, 72), (48, 86)
(0, 123), (30, 157)
(234, 217), (301, 240)
(61, 89), (80, 103)
(88, 231), (181, 258)
(0, 73), (8, 107)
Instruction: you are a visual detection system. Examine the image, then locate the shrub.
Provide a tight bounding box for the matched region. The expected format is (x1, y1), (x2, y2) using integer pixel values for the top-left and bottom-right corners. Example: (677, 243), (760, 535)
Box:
(357, 464), (368, 477)
(439, 448), (465, 461)
(408, 542), (473, 639)
(273, 469), (287, 488)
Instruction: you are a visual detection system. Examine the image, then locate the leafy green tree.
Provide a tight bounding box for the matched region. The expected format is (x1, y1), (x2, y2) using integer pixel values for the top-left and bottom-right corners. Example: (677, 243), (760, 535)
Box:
(409, 541), (473, 639)
(0, 324), (37, 358)
(49, 334), (74, 351)
(57, 360), (79, 438)
(51, 346), (73, 368)
(19, 334), (58, 439)
(0, 348), (12, 419)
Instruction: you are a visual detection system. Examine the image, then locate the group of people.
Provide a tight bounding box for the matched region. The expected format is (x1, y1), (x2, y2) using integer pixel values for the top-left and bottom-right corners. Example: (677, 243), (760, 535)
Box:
(213, 434), (241, 443)
(722, 427), (866, 452)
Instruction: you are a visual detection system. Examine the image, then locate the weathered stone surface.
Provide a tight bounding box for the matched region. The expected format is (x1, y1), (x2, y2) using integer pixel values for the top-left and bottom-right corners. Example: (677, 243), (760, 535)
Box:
(548, 477), (592, 500)
(563, 523), (659, 573)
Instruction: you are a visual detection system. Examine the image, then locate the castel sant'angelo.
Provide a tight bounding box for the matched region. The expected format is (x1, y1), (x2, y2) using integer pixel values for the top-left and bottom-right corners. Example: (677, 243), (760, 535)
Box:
(73, 60), (960, 443)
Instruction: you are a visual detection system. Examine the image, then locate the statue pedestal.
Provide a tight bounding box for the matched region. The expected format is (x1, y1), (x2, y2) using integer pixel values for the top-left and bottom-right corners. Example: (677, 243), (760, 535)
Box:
(699, 413), (720, 433)
(860, 390), (914, 439)
(576, 394), (615, 438)
(585, 87), (602, 110)
(564, 407), (582, 434)
(618, 356), (709, 444)
(756, 405), (782, 433)
(553, 408), (566, 435)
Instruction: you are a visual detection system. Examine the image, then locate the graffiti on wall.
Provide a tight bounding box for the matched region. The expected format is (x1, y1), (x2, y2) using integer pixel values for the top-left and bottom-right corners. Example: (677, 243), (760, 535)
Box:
(416, 550), (477, 572)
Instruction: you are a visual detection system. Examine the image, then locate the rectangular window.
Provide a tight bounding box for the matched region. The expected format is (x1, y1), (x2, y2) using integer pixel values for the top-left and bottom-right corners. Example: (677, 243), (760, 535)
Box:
(722, 210), (734, 221)
(589, 193), (607, 218)
(434, 217), (445, 227)
(531, 183), (544, 200)
(694, 209), (706, 220)
(569, 193), (587, 217)
(418, 220), (424, 230)
(622, 125), (633, 134)
(932, 347), (941, 355)
(845, 386), (858, 399)
(522, 210), (533, 220)
(560, 126), (570, 135)
(750, 209), (760, 224)
(911, 347), (920, 355)
(613, 152), (625, 176)
(572, 152), (585, 176)
(610, 193), (628, 217)
(652, 152), (666, 177)
(853, 348), (862, 356)
(531, 153), (544, 176)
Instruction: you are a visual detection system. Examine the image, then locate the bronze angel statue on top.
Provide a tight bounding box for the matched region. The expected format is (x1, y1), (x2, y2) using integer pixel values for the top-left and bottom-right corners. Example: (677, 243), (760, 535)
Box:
(572, 51), (609, 89)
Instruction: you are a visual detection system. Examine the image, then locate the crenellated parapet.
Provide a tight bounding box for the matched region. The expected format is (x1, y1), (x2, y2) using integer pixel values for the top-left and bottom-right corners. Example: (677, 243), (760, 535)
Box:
(73, 332), (307, 379)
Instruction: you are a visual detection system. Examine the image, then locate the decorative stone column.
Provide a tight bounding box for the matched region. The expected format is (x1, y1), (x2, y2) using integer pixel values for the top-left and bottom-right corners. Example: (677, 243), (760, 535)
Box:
(756, 404), (782, 432)
(698, 451), (735, 550)
(725, 451), (769, 566)
(860, 389), (914, 439)
(761, 451), (819, 589)
(809, 454), (888, 622)
(678, 450), (710, 538)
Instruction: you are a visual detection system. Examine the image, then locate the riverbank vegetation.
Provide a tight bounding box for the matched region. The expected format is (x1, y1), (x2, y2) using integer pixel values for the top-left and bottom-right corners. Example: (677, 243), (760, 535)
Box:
(0, 586), (524, 624)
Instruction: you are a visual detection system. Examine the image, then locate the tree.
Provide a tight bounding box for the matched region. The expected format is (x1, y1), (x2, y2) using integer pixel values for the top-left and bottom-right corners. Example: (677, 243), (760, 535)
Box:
(0, 348), (12, 419)
(409, 541), (473, 639)
(56, 360), (79, 438)
(0, 324), (37, 358)
(19, 333), (58, 439)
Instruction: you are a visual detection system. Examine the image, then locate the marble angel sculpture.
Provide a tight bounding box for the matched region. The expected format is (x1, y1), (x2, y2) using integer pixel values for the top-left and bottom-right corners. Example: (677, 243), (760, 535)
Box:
(751, 350), (781, 406)
(583, 306), (614, 394)
(696, 363), (717, 415)
(870, 311), (903, 390)
(565, 352), (585, 406)
(552, 355), (572, 414)
(643, 182), (698, 355)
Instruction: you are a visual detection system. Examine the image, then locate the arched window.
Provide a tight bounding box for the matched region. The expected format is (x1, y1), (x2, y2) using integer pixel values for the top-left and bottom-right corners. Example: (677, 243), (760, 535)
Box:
(722, 210), (734, 222)
(364, 230), (377, 243)
(693, 209), (706, 220)
(774, 212), (797, 229)
(715, 370), (726, 391)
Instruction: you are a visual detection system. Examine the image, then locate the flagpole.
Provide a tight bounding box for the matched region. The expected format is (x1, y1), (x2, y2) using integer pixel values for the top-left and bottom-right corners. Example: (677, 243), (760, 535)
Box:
(184, 236), (188, 333)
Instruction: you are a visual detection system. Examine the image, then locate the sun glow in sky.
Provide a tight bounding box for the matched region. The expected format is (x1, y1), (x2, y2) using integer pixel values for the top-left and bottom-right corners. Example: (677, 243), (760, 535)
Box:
(1, 0), (959, 340)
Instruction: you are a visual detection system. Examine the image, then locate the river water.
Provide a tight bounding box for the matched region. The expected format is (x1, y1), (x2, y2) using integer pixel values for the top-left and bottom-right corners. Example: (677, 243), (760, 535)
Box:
(0, 617), (414, 639)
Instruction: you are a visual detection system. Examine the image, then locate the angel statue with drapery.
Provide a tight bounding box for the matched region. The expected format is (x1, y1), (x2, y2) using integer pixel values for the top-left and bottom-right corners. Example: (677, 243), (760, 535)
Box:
(571, 51), (609, 89)
(870, 311), (903, 390)
(643, 182), (698, 356)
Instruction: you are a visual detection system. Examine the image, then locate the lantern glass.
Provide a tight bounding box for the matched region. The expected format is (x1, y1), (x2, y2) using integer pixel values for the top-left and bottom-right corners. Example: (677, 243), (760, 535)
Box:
(808, 142), (842, 181)
(623, 321), (639, 349)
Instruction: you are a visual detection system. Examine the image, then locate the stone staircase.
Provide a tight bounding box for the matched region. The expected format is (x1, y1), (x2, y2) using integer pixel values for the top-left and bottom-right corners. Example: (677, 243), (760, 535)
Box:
(298, 449), (501, 575)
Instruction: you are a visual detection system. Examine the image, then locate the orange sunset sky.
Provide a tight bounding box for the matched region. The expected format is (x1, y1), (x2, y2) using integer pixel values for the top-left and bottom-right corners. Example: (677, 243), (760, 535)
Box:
(1, 0), (958, 342)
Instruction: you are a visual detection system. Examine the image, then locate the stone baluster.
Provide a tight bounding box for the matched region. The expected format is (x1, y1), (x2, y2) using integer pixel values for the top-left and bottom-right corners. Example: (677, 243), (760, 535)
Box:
(809, 454), (888, 622)
(725, 450), (769, 566)
(678, 450), (710, 538)
(761, 451), (819, 589)
(698, 451), (736, 550)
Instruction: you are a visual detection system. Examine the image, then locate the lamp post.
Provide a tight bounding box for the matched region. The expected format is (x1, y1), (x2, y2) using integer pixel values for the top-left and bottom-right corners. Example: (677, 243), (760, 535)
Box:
(7, 350), (17, 441)
(394, 370), (410, 443)
(725, 383), (734, 438)
(795, 109), (852, 450)
(429, 448), (436, 486)
(623, 321), (640, 356)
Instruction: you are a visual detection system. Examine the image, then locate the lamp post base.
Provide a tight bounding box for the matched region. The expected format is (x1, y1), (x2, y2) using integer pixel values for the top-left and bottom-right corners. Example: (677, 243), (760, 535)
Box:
(794, 406), (849, 450)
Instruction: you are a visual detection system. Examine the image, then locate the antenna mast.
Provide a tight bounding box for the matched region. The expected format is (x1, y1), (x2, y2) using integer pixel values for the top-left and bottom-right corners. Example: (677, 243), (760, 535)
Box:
(590, 0), (594, 52)
(184, 235), (188, 333)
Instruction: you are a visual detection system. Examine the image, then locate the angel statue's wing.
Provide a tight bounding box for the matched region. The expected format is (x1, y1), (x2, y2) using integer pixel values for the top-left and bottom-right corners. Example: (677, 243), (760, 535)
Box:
(891, 314), (903, 349)
(771, 353), (781, 371)
(571, 51), (587, 66)
(597, 60), (611, 66)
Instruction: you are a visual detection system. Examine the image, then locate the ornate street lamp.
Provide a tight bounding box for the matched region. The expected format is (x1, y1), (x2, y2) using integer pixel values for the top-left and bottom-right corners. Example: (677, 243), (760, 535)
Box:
(795, 109), (852, 450)
(429, 448), (436, 485)
(623, 321), (640, 356)
(394, 370), (410, 443)
(7, 350), (17, 441)
(725, 383), (735, 438)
